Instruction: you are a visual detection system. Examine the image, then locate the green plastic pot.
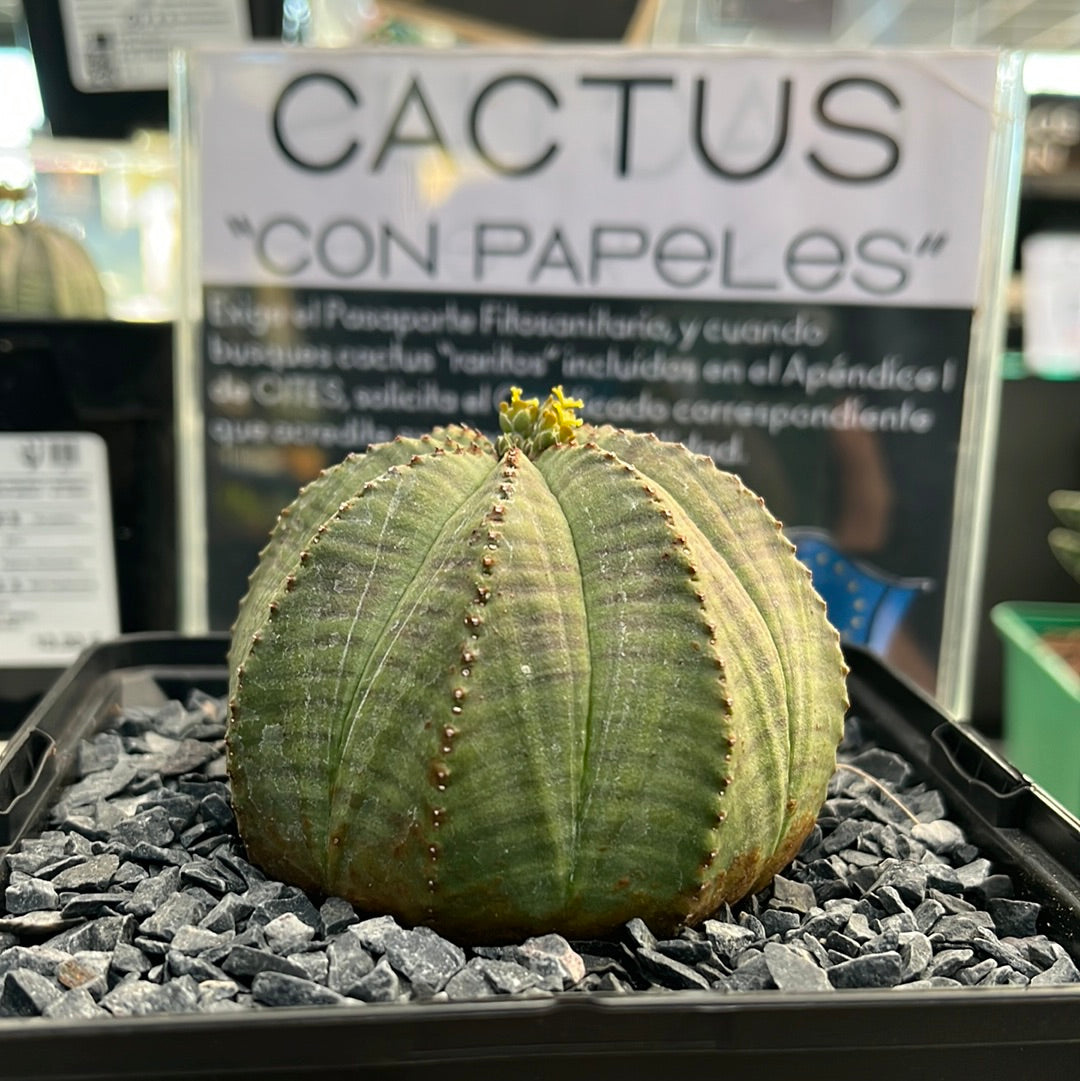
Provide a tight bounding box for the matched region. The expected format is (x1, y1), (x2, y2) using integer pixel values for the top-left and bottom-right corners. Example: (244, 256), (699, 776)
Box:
(991, 601), (1080, 816)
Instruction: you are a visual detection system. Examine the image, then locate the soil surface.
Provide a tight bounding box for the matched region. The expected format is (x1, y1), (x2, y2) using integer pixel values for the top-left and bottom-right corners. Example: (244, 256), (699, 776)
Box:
(1042, 630), (1080, 680)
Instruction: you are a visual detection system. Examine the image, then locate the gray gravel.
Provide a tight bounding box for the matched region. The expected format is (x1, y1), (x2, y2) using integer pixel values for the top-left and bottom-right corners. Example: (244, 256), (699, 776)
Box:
(0, 692), (1078, 1019)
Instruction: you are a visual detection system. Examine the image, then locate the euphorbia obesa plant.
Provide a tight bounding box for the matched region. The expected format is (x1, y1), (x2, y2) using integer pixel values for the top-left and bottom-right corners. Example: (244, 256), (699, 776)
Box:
(227, 388), (848, 941)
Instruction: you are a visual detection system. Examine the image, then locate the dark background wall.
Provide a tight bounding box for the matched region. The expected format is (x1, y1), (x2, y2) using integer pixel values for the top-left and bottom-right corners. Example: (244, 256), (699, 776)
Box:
(971, 375), (1080, 730)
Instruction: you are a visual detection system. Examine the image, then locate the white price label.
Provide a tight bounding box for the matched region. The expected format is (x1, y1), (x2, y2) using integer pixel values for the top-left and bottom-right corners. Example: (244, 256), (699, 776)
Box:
(0, 433), (120, 667)
(60, 0), (249, 93)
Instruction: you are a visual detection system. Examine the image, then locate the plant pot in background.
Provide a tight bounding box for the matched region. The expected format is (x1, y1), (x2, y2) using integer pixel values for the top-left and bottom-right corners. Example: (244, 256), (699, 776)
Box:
(992, 601), (1080, 816)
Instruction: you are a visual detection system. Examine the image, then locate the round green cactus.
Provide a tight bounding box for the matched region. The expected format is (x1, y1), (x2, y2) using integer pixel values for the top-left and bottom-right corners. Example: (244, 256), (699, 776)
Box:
(227, 388), (848, 942)
(0, 217), (107, 319)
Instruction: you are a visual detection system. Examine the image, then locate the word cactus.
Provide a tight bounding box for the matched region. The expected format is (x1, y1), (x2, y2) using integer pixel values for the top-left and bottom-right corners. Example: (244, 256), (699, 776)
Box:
(227, 387), (848, 941)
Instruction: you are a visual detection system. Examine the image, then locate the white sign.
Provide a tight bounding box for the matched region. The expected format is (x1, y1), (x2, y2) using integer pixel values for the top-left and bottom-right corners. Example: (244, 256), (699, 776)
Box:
(194, 49), (997, 307)
(180, 47), (1019, 719)
(61, 0), (248, 93)
(0, 433), (119, 667)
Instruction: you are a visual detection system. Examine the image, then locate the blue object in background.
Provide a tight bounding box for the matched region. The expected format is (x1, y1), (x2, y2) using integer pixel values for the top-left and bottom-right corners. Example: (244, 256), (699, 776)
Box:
(786, 527), (933, 655)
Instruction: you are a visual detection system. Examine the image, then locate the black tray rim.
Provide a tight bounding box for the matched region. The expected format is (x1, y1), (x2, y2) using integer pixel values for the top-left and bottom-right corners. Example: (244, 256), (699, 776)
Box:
(1, 633), (1080, 1078)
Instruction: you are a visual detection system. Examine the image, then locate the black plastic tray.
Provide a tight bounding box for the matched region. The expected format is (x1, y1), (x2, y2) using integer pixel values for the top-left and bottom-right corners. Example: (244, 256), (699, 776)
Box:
(2, 633), (1080, 1081)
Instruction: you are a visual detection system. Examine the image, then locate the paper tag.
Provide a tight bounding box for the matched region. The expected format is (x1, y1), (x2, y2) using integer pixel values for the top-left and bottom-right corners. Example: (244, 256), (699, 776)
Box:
(1022, 233), (1080, 377)
(60, 0), (249, 93)
(0, 433), (120, 667)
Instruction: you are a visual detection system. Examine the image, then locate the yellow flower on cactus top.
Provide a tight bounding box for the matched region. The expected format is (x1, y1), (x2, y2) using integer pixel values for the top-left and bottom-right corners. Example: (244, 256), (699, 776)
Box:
(497, 385), (583, 458)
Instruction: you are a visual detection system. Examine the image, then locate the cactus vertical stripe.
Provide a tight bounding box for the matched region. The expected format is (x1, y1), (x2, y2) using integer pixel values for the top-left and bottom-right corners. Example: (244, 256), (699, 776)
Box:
(228, 426), (493, 676)
(227, 389), (847, 941)
(586, 428), (849, 875)
(327, 449), (592, 930)
(230, 445), (495, 889)
(534, 444), (771, 930)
